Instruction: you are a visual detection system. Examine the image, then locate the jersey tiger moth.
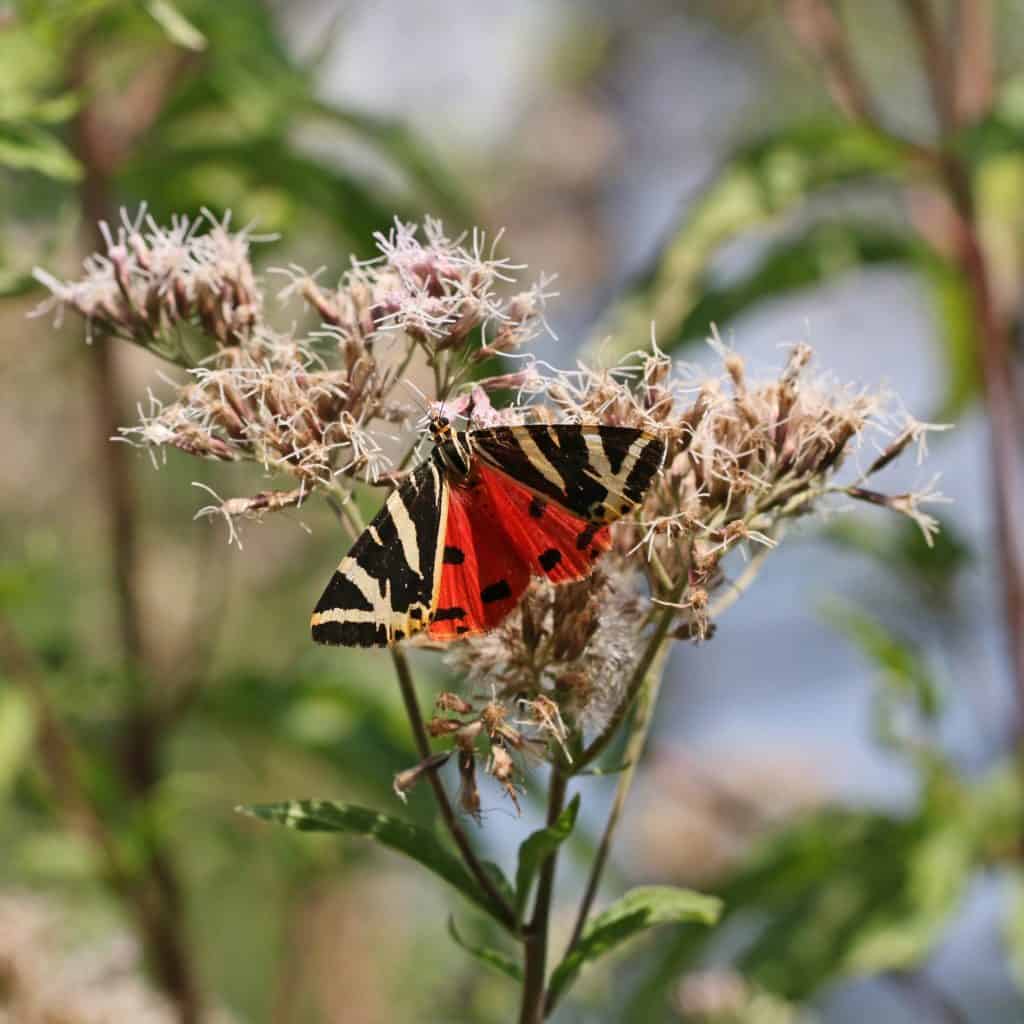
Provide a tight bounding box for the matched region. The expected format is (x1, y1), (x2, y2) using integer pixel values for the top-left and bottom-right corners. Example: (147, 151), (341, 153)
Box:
(310, 419), (665, 647)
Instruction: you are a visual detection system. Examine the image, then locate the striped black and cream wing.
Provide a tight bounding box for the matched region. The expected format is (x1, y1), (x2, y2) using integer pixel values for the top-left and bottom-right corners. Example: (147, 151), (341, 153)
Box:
(310, 459), (449, 647)
(470, 425), (664, 524)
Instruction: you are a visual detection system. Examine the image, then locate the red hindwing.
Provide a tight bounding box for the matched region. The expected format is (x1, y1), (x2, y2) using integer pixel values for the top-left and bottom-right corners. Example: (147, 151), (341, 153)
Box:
(427, 463), (610, 641)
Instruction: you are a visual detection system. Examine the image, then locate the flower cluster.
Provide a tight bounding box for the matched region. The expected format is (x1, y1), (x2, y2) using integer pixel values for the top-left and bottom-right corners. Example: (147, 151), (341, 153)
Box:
(437, 341), (945, 809)
(33, 207), (262, 359)
(38, 214), (945, 817)
(35, 212), (553, 533)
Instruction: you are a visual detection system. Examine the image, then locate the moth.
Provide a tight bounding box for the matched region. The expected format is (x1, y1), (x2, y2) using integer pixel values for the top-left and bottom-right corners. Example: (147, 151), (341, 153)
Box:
(310, 419), (665, 647)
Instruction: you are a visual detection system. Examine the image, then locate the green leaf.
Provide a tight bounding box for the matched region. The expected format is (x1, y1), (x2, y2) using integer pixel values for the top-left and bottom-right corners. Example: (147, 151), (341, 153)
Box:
(514, 794), (580, 919)
(0, 121), (81, 180)
(309, 101), (474, 224)
(146, 0), (207, 51)
(447, 916), (522, 982)
(626, 806), (971, 1015)
(123, 138), (400, 251)
(919, 253), (981, 418)
(595, 120), (906, 357)
(0, 266), (40, 298)
(239, 800), (505, 922)
(821, 600), (940, 731)
(547, 885), (720, 1007)
(823, 515), (970, 608)
(669, 221), (917, 346)
(0, 689), (34, 797)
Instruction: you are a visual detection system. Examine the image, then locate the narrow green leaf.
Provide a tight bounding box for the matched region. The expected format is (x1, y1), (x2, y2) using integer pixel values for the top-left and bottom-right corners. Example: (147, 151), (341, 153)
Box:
(547, 885), (720, 1007)
(146, 0), (207, 51)
(447, 916), (523, 981)
(514, 793), (580, 919)
(670, 221), (917, 346)
(239, 799), (504, 921)
(594, 119), (906, 357)
(822, 601), (940, 722)
(0, 267), (39, 298)
(920, 255), (981, 418)
(0, 689), (34, 796)
(309, 101), (474, 224)
(0, 122), (81, 181)
(823, 516), (970, 607)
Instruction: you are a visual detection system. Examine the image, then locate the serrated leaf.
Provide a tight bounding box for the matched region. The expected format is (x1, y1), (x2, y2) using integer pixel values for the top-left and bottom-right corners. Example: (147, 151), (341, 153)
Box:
(0, 121), (81, 180)
(239, 799), (506, 922)
(514, 794), (580, 920)
(447, 916), (522, 981)
(547, 885), (720, 1007)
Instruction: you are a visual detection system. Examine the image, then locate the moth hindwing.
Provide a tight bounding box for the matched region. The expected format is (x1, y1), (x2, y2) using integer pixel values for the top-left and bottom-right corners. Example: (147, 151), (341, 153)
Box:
(311, 459), (448, 647)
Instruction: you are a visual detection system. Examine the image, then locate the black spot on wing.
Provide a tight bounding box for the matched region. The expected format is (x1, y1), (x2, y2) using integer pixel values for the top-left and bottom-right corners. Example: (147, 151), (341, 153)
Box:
(443, 546), (465, 564)
(576, 524), (598, 550)
(539, 548), (562, 571)
(311, 619), (387, 647)
(471, 426), (608, 520)
(481, 580), (512, 603)
(529, 497), (546, 518)
(433, 606), (467, 622)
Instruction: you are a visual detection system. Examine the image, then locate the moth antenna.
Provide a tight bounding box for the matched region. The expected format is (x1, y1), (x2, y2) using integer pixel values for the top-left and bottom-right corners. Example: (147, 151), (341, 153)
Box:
(403, 378), (438, 432)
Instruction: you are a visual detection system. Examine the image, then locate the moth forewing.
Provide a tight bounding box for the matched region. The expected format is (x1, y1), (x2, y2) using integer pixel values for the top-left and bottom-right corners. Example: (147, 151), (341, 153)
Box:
(469, 424), (665, 525)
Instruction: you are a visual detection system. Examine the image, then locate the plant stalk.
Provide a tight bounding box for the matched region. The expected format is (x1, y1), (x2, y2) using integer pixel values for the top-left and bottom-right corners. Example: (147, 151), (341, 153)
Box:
(519, 766), (569, 1024)
(326, 491), (517, 929)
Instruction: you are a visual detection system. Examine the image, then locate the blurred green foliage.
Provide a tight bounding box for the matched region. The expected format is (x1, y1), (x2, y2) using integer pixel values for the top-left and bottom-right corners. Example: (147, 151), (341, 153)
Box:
(2, 2), (1023, 1023)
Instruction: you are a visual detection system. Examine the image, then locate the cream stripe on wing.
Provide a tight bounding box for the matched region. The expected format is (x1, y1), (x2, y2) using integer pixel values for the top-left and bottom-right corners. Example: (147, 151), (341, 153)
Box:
(389, 490), (423, 578)
(515, 427), (570, 493)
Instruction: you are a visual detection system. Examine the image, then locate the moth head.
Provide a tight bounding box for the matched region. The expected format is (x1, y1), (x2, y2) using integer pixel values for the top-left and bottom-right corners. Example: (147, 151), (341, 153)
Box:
(429, 415), (452, 440)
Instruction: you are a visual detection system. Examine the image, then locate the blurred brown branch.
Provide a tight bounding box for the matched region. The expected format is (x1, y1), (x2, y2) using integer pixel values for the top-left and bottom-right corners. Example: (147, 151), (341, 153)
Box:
(784, 0), (1024, 747)
(62, 34), (206, 1024)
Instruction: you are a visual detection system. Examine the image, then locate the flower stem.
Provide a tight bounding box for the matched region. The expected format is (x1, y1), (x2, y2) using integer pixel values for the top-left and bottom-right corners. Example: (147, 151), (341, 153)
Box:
(519, 765), (569, 1024)
(325, 490), (517, 930)
(555, 645), (671, 1012)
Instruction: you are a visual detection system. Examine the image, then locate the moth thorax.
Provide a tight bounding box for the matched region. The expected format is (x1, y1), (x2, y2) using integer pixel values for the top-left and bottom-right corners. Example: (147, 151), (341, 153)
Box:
(435, 430), (473, 479)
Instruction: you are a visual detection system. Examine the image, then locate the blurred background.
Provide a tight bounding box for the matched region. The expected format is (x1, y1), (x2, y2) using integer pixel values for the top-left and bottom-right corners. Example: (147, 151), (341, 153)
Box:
(1, 1), (1023, 1021)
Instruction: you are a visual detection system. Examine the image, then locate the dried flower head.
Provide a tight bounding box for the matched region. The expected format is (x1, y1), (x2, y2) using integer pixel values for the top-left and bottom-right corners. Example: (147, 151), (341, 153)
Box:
(37, 212), (945, 817)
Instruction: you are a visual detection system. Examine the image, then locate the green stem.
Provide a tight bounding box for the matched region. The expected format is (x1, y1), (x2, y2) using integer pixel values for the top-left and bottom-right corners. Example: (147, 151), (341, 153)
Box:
(519, 766), (569, 1024)
(554, 645), (672, 1015)
(324, 490), (517, 930)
